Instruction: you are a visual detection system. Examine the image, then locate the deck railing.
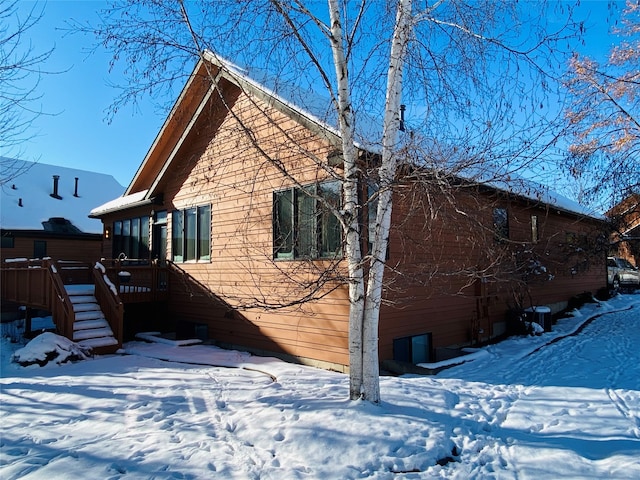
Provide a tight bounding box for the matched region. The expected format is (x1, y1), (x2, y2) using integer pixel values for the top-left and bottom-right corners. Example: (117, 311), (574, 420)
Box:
(1, 259), (76, 341)
(1, 259), (52, 309)
(92, 264), (124, 349)
(2, 258), (168, 350)
(48, 260), (77, 341)
(100, 259), (169, 303)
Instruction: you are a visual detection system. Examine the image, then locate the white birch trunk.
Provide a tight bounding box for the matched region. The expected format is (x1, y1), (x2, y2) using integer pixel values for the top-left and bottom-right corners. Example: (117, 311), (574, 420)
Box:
(327, 0), (366, 400)
(327, 0), (412, 403)
(361, 0), (412, 404)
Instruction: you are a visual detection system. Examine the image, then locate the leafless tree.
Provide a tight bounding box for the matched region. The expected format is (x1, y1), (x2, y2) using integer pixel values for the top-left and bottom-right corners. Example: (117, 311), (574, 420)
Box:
(565, 0), (640, 209)
(0, 0), (52, 184)
(82, 0), (583, 403)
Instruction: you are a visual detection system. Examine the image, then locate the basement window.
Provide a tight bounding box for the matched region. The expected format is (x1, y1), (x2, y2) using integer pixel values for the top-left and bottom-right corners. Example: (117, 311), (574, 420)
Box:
(393, 333), (432, 364)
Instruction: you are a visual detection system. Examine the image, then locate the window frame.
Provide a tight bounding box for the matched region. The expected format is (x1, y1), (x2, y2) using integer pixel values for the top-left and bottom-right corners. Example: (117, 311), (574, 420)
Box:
(273, 180), (342, 260)
(33, 240), (47, 259)
(1, 235), (14, 249)
(171, 204), (211, 263)
(493, 207), (509, 242)
(112, 216), (150, 259)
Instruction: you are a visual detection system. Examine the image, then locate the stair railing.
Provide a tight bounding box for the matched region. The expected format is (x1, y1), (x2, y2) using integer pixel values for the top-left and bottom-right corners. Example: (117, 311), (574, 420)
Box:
(45, 259), (76, 341)
(92, 262), (124, 349)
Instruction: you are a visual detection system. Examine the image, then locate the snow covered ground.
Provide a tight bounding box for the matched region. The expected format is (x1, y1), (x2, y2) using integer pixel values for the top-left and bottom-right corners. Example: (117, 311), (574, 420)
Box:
(1, 293), (639, 479)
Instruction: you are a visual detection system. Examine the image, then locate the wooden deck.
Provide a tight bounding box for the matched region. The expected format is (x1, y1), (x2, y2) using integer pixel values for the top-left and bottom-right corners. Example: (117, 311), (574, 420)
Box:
(99, 259), (169, 304)
(1, 258), (170, 353)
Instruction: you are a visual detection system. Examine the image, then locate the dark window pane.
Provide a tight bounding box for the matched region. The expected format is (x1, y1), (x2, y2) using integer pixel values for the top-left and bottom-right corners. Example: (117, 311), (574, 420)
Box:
(33, 240), (47, 259)
(122, 220), (131, 257)
(140, 216), (150, 258)
(493, 208), (509, 241)
(131, 217), (140, 258)
(198, 205), (211, 261)
(297, 186), (316, 257)
(113, 221), (122, 258)
(320, 181), (342, 257)
(172, 211), (183, 262)
(274, 190), (294, 259)
(185, 208), (197, 261)
(1, 236), (14, 248)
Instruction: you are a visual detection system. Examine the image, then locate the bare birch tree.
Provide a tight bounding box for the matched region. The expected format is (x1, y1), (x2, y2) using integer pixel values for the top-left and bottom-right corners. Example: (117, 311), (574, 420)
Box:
(81, 0), (580, 403)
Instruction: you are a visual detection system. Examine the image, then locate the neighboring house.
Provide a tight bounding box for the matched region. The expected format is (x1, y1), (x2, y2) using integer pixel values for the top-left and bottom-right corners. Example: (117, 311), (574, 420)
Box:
(1, 158), (124, 264)
(606, 193), (640, 267)
(90, 52), (606, 370)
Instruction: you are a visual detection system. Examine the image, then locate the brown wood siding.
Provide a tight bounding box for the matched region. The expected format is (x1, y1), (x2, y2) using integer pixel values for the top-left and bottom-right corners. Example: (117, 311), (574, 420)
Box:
(379, 184), (606, 359)
(94, 73), (608, 368)
(154, 80), (351, 366)
(128, 64), (218, 194)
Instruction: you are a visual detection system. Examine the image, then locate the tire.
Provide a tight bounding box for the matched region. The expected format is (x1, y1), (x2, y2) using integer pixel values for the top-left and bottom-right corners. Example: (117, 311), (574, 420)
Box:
(613, 277), (620, 290)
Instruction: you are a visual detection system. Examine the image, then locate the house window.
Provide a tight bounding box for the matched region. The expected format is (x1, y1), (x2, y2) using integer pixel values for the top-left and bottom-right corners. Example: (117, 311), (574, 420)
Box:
(113, 216), (150, 259)
(273, 181), (342, 259)
(1, 235), (14, 248)
(33, 240), (47, 259)
(531, 215), (539, 243)
(493, 207), (509, 241)
(172, 205), (211, 262)
(393, 333), (432, 364)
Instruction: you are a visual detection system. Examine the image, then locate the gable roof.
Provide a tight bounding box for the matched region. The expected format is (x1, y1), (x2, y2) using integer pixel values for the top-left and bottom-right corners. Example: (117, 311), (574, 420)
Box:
(1, 158), (124, 234)
(121, 51), (347, 201)
(92, 50), (599, 221)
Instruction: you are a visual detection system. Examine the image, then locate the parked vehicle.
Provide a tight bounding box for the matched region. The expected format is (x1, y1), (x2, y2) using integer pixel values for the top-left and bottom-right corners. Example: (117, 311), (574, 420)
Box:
(607, 257), (640, 289)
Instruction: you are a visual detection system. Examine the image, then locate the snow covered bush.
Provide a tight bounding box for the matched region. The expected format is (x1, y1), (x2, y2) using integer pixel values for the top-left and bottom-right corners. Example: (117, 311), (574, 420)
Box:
(12, 332), (92, 367)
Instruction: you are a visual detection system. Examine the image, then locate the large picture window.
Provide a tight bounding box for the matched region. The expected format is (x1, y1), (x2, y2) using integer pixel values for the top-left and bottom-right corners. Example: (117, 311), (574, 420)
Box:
(273, 181), (342, 260)
(113, 216), (150, 259)
(172, 205), (211, 262)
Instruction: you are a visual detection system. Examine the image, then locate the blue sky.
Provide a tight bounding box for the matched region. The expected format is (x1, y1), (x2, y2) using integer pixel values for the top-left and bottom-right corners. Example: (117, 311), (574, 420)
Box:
(7, 0), (625, 190)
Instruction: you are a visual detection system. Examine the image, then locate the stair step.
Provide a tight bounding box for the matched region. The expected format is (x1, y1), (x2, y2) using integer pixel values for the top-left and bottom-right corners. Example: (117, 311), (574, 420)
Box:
(74, 319), (109, 331)
(65, 285), (95, 296)
(73, 302), (99, 312)
(75, 310), (105, 321)
(73, 327), (114, 341)
(78, 336), (119, 349)
(68, 295), (97, 304)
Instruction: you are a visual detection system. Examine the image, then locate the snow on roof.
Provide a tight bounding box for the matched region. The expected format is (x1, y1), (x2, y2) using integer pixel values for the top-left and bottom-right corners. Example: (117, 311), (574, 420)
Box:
(209, 53), (597, 219)
(1, 158), (124, 234)
(96, 53), (595, 221)
(89, 189), (149, 217)
(480, 174), (602, 219)
(206, 51), (382, 153)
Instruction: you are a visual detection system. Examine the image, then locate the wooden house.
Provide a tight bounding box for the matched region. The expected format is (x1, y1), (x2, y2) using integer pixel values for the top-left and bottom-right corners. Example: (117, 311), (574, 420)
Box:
(85, 52), (606, 370)
(607, 193), (640, 266)
(1, 158), (124, 264)
(1, 159), (125, 347)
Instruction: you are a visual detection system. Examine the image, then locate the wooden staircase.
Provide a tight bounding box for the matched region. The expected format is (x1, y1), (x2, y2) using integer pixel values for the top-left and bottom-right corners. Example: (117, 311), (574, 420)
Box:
(66, 285), (118, 350)
(1, 259), (123, 354)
